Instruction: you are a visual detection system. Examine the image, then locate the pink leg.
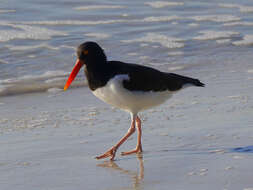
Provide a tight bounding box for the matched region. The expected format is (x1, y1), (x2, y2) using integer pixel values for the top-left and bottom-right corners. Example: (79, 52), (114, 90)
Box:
(96, 115), (136, 161)
(121, 116), (143, 156)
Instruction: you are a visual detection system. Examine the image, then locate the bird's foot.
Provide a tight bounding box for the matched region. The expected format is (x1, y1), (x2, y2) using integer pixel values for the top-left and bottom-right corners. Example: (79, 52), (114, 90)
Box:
(96, 147), (117, 161)
(121, 146), (143, 156)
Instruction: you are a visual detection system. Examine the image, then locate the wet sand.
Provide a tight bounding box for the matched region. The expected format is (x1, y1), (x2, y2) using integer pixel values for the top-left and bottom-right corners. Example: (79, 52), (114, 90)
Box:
(1, 58), (253, 190)
(1, 0), (253, 189)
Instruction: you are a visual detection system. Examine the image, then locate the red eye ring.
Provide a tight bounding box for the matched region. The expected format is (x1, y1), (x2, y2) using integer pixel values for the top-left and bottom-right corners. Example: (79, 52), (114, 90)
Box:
(84, 50), (88, 55)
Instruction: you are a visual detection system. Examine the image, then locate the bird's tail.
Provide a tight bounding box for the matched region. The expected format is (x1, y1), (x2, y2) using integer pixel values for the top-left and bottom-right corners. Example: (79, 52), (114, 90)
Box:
(187, 78), (205, 87)
(169, 73), (205, 87)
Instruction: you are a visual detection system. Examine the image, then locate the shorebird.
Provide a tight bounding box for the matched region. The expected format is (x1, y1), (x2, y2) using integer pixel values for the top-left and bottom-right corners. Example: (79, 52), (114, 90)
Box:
(64, 41), (204, 161)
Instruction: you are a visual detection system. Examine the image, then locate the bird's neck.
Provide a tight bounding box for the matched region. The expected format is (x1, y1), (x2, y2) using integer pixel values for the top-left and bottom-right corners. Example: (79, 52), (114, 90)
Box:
(84, 59), (110, 91)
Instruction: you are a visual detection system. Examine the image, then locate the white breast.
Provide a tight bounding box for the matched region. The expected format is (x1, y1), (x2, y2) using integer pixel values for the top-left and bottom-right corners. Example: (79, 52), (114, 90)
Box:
(92, 74), (174, 114)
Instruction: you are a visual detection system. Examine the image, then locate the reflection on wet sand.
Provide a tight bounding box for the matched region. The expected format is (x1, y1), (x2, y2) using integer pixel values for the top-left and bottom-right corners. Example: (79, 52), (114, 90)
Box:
(97, 154), (144, 190)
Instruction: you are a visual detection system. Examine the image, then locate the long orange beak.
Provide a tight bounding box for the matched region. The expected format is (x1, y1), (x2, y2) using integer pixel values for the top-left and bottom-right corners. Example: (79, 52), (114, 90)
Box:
(64, 59), (83, 91)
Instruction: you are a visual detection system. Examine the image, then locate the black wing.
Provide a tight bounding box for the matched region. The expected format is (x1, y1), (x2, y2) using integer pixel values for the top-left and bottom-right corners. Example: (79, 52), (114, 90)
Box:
(109, 61), (204, 92)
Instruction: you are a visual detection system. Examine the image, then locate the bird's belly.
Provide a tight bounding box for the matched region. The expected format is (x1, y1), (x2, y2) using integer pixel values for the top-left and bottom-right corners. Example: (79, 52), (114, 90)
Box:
(92, 75), (173, 114)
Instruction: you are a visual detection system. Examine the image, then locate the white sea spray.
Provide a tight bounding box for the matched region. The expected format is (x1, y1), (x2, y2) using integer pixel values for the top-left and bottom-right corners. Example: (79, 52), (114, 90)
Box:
(74, 5), (125, 11)
(219, 3), (253, 13)
(233, 35), (253, 46)
(191, 15), (241, 22)
(0, 24), (67, 42)
(145, 1), (184, 8)
(122, 33), (184, 49)
(193, 30), (239, 40)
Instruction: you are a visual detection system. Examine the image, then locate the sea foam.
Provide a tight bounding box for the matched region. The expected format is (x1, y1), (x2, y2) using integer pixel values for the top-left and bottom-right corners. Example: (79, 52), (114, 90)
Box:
(0, 24), (67, 42)
(167, 51), (184, 56)
(122, 33), (184, 49)
(84, 33), (110, 39)
(5, 43), (60, 51)
(191, 15), (240, 23)
(0, 70), (86, 96)
(145, 1), (184, 8)
(233, 35), (253, 46)
(8, 14), (237, 29)
(193, 30), (239, 40)
(143, 16), (182, 22)
(216, 39), (231, 44)
(224, 21), (253, 26)
(19, 17), (181, 26)
(219, 3), (253, 13)
(0, 9), (16, 13)
(168, 66), (185, 71)
(74, 5), (125, 11)
(19, 20), (127, 26)
(0, 59), (8, 64)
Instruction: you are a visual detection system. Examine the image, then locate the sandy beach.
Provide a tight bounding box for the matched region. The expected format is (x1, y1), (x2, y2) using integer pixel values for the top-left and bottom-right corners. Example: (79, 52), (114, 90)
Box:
(1, 0), (253, 189)
(1, 51), (253, 190)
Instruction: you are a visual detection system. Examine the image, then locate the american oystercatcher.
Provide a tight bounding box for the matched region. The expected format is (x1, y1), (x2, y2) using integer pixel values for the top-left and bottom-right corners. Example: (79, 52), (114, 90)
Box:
(64, 41), (204, 161)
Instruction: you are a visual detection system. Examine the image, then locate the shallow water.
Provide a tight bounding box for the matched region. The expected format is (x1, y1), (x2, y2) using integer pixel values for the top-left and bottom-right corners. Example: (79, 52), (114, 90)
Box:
(1, 0), (253, 96)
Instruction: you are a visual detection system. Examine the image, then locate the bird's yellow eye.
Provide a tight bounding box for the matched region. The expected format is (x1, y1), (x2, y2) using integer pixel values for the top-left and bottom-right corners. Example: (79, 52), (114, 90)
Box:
(84, 50), (88, 55)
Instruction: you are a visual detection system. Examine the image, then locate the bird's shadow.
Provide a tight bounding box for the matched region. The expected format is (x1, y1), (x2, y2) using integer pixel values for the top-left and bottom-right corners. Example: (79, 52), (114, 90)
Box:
(96, 154), (144, 189)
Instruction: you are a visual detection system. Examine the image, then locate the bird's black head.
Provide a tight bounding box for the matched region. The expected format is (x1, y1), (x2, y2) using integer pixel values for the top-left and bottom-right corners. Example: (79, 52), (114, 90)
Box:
(77, 41), (107, 65)
(64, 41), (107, 91)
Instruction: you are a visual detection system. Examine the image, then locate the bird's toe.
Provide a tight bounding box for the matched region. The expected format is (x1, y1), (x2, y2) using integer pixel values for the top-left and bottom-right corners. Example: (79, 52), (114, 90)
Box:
(96, 147), (116, 160)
